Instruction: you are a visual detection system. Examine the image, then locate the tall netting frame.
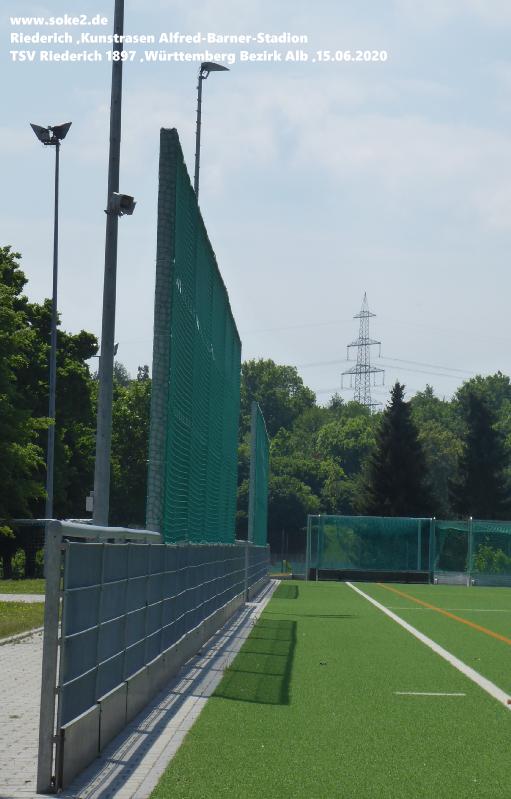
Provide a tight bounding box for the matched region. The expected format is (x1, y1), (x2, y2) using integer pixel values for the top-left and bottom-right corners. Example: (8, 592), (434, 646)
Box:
(247, 401), (270, 547)
(146, 128), (241, 544)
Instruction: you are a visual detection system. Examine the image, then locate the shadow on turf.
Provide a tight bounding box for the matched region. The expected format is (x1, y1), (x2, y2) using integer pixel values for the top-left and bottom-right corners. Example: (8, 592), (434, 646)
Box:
(273, 583), (299, 600)
(264, 610), (355, 619)
(214, 618), (296, 705)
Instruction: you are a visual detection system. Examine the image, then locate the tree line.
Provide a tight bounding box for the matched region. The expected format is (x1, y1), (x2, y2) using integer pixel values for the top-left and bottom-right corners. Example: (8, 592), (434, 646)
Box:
(0, 247), (150, 576)
(2, 244), (510, 575)
(236, 361), (511, 556)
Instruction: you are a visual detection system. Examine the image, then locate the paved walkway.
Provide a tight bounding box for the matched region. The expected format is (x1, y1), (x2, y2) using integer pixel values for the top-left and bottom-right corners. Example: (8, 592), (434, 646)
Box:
(0, 581), (276, 799)
(0, 594), (45, 603)
(0, 628), (44, 799)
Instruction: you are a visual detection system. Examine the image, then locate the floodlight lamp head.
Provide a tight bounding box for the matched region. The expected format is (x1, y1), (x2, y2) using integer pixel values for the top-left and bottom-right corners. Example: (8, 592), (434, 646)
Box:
(30, 121), (72, 145)
(30, 123), (52, 144)
(199, 61), (230, 79)
(107, 192), (136, 216)
(50, 121), (72, 140)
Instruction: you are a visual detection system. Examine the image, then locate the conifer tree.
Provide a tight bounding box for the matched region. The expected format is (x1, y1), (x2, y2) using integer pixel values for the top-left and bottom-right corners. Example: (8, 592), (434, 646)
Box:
(450, 391), (510, 519)
(360, 382), (431, 516)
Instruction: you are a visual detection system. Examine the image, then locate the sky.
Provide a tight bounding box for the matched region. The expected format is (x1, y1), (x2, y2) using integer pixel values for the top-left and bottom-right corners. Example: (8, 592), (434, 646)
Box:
(2, 0), (511, 408)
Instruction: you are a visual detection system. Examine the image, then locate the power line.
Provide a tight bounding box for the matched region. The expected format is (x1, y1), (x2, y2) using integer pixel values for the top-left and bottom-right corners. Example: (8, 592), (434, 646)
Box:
(381, 356), (474, 375)
(241, 313), (511, 348)
(296, 357), (473, 380)
(314, 385), (390, 397)
(314, 381), (456, 399)
(381, 315), (511, 347)
(378, 363), (468, 380)
(240, 318), (353, 335)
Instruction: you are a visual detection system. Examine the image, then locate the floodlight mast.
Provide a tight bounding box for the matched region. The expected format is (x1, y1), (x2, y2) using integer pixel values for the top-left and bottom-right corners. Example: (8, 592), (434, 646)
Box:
(194, 61), (229, 199)
(30, 121), (72, 520)
(93, 0), (136, 526)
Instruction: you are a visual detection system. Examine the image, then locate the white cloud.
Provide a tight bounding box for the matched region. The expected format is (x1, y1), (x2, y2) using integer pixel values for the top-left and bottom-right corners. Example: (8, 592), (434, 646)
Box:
(112, 66), (505, 236)
(395, 0), (511, 27)
(464, 0), (511, 25)
(130, 0), (264, 31)
(0, 127), (34, 155)
(186, 71), (511, 230)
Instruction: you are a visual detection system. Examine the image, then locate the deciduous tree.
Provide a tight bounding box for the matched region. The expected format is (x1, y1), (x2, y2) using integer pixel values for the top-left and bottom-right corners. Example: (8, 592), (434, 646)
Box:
(0, 248), (47, 575)
(240, 359), (315, 437)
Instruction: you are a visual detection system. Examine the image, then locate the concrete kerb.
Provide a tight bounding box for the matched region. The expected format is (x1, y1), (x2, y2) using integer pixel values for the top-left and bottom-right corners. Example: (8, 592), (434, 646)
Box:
(59, 706), (101, 790)
(99, 683), (128, 751)
(248, 574), (270, 602)
(0, 626), (44, 646)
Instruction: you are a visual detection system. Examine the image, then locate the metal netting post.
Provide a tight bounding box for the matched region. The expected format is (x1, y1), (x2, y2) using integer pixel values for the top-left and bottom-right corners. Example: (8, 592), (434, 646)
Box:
(417, 519), (421, 571)
(37, 521), (62, 793)
(143, 544), (151, 665)
(247, 401), (257, 545)
(428, 518), (435, 583)
(54, 538), (72, 790)
(121, 544), (131, 680)
(316, 516), (321, 582)
(93, 544), (107, 703)
(305, 516), (311, 582)
(467, 516), (473, 587)
(244, 540), (249, 600)
(158, 544), (167, 657)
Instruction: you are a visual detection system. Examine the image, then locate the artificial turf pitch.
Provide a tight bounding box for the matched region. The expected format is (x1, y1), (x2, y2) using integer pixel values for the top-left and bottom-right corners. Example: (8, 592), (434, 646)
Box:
(151, 581), (511, 799)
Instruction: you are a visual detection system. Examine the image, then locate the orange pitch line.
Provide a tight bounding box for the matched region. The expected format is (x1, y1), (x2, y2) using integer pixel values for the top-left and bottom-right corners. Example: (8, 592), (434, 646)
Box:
(377, 583), (511, 647)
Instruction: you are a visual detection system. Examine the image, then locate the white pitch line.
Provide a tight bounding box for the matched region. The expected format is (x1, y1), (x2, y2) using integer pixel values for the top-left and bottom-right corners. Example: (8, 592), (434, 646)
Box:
(387, 606), (511, 613)
(394, 691), (466, 697)
(346, 582), (511, 710)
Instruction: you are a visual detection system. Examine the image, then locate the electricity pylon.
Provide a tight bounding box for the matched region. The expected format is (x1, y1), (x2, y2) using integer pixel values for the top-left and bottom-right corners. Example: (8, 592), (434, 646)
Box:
(341, 293), (384, 410)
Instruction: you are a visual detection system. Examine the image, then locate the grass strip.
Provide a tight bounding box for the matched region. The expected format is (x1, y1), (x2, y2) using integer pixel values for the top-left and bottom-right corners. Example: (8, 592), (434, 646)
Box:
(151, 581), (511, 799)
(0, 579), (45, 595)
(0, 601), (44, 640)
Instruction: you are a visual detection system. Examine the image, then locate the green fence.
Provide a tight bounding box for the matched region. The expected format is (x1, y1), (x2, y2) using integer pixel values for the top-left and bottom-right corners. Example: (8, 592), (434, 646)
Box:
(247, 401), (270, 547)
(146, 128), (241, 543)
(306, 515), (511, 586)
(432, 519), (511, 585)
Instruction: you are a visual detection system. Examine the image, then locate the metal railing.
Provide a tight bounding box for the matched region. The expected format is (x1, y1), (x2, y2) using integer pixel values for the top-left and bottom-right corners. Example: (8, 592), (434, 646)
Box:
(36, 521), (269, 792)
(37, 521), (162, 793)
